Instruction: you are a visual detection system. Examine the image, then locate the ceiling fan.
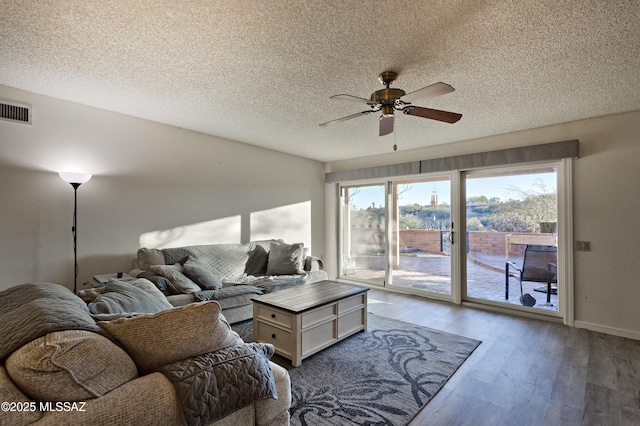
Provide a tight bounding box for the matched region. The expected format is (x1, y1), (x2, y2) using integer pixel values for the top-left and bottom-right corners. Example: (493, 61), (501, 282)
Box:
(319, 71), (462, 136)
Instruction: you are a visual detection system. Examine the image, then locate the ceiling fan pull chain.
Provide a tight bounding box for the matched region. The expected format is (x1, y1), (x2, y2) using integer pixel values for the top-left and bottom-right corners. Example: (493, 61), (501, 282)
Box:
(393, 118), (398, 151)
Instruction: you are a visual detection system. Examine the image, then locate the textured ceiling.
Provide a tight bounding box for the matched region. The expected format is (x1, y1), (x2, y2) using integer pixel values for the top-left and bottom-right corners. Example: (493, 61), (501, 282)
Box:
(1, 0), (639, 162)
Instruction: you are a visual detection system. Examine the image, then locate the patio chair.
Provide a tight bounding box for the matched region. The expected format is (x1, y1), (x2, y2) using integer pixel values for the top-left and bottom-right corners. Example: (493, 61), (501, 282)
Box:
(505, 244), (557, 306)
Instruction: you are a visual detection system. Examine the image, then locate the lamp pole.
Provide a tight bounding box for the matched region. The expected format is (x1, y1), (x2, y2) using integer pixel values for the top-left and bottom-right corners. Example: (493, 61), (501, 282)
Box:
(71, 182), (80, 294)
(59, 172), (92, 294)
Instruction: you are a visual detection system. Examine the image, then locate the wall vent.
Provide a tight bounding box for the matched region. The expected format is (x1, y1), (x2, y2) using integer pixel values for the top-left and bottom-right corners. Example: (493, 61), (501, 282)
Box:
(0, 101), (32, 125)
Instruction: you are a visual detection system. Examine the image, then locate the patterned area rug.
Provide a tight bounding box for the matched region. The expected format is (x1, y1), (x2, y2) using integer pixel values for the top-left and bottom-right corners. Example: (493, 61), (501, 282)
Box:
(232, 313), (481, 425)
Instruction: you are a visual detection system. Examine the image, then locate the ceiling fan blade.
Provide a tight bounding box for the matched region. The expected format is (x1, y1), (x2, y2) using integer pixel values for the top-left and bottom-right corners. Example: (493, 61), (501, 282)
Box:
(400, 82), (455, 104)
(330, 94), (378, 106)
(404, 106), (462, 123)
(319, 110), (373, 127)
(379, 115), (394, 136)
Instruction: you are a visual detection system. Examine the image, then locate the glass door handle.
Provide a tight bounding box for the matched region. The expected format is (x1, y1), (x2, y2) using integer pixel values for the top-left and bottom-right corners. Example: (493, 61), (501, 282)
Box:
(448, 231), (454, 244)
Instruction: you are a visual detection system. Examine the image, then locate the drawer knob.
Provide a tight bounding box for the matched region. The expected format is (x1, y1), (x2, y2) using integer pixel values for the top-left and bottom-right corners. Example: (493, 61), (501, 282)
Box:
(271, 334), (276, 339)
(271, 313), (276, 318)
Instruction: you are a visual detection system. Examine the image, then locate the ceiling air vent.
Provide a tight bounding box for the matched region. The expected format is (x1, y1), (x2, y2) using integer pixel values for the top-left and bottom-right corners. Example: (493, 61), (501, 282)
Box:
(0, 101), (32, 125)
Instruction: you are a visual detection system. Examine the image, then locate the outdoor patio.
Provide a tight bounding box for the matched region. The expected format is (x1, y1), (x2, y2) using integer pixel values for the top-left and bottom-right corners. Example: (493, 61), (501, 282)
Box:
(346, 251), (559, 312)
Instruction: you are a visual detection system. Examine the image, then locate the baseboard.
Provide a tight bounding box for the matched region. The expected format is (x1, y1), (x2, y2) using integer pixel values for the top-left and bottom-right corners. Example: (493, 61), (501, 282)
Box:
(574, 320), (640, 341)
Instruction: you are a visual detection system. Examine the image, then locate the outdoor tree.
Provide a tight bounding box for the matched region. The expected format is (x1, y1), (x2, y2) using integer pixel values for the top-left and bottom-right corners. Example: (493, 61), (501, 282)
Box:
(399, 213), (425, 229)
(500, 179), (557, 231)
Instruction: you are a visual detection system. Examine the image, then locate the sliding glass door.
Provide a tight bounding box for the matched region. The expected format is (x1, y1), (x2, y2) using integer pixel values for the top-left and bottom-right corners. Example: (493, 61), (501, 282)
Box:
(340, 184), (386, 285)
(388, 177), (452, 297)
(463, 165), (560, 313)
(339, 176), (455, 300)
(338, 161), (565, 317)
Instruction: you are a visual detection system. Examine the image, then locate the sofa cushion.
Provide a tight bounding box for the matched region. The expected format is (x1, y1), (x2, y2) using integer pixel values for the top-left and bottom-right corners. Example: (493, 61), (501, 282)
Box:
(183, 256), (223, 290)
(150, 263), (201, 293)
(136, 247), (166, 270)
(162, 240), (276, 282)
(0, 365), (43, 425)
(167, 285), (262, 309)
(266, 242), (305, 275)
(5, 330), (138, 402)
(87, 279), (172, 315)
(98, 301), (243, 375)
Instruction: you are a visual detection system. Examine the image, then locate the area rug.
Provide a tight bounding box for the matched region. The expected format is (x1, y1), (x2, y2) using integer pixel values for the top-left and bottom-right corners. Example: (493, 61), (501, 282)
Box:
(232, 313), (481, 425)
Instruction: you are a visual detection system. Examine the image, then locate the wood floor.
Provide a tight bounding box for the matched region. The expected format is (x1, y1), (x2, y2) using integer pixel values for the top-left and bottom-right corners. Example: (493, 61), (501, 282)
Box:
(365, 288), (640, 426)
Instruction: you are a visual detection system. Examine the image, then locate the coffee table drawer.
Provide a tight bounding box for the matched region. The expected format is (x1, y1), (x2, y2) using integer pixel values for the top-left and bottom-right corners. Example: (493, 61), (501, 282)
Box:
(302, 304), (336, 329)
(255, 305), (292, 330)
(338, 293), (366, 314)
(338, 307), (366, 338)
(255, 321), (293, 358)
(302, 320), (336, 356)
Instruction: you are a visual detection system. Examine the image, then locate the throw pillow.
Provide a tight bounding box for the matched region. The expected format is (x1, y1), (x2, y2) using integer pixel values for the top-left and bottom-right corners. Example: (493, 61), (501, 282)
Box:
(87, 279), (172, 315)
(245, 245), (270, 275)
(136, 247), (166, 270)
(79, 279), (165, 304)
(150, 263), (201, 293)
(266, 242), (305, 275)
(98, 301), (244, 375)
(76, 287), (105, 303)
(127, 277), (173, 304)
(5, 330), (138, 402)
(183, 256), (223, 290)
(136, 271), (182, 295)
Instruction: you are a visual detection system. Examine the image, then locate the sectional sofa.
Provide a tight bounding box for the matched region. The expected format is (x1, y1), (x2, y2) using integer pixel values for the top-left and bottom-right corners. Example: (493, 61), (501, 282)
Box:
(126, 240), (328, 323)
(0, 282), (291, 425)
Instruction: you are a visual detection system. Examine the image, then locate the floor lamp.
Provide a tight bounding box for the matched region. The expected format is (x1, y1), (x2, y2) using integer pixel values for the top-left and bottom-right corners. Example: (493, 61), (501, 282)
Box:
(59, 172), (92, 294)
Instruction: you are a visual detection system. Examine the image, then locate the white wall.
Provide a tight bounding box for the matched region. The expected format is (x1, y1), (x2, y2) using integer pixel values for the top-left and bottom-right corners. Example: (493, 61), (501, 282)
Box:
(326, 110), (640, 338)
(0, 85), (325, 291)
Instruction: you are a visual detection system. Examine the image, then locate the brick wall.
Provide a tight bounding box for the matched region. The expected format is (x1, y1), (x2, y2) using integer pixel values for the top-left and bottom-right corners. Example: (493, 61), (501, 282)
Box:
(398, 229), (442, 253)
(468, 231), (506, 256)
(396, 230), (521, 256)
(467, 231), (556, 257)
(348, 227), (551, 257)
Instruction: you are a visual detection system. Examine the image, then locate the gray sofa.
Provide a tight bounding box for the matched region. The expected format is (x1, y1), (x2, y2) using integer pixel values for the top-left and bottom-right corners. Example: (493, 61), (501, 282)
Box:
(0, 283), (291, 426)
(128, 240), (328, 323)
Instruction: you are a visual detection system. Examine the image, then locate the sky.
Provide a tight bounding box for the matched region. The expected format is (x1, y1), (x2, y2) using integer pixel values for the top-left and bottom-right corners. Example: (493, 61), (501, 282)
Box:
(348, 172), (557, 209)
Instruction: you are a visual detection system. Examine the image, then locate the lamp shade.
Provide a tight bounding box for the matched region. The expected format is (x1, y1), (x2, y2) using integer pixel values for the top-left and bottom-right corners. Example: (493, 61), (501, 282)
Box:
(59, 172), (92, 185)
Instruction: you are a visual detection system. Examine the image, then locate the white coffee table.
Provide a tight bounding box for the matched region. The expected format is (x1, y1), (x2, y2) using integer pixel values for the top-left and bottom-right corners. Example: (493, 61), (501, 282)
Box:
(252, 281), (368, 367)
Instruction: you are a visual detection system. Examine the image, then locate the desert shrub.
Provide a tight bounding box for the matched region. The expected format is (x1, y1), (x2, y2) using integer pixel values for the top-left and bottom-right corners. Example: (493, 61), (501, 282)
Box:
(487, 212), (539, 233)
(466, 217), (486, 231)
